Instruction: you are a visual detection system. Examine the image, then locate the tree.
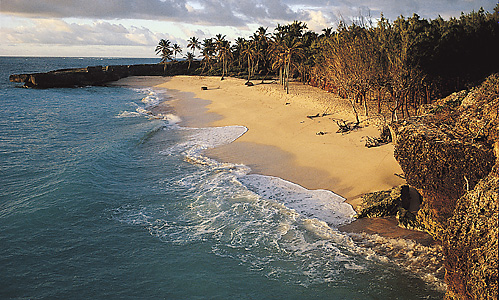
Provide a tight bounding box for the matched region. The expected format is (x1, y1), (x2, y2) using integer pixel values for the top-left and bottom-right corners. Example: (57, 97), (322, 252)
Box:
(201, 38), (216, 73)
(255, 27), (271, 82)
(172, 43), (182, 61)
(282, 37), (305, 94)
(185, 52), (195, 69)
(155, 39), (173, 74)
(215, 34), (232, 79)
(270, 33), (286, 87)
(187, 37), (201, 57)
(232, 37), (247, 69)
(241, 40), (257, 83)
(155, 39), (172, 62)
(321, 27), (333, 38)
(271, 27), (305, 94)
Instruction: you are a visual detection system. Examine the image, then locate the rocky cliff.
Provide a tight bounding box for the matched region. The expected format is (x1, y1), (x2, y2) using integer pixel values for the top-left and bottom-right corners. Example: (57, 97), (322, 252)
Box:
(9, 60), (200, 88)
(391, 74), (498, 299)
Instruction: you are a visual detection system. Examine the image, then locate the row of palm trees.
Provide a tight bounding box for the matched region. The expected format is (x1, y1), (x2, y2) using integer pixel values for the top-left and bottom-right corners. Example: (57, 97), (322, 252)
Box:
(155, 38), (196, 69)
(155, 21), (312, 93)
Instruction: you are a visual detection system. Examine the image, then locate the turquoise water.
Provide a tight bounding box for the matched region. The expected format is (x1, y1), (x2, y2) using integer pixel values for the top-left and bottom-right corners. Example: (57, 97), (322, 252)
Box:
(0, 57), (444, 299)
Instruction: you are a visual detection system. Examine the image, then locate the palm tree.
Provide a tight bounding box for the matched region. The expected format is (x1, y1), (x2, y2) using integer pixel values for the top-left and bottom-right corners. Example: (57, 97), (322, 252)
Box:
(187, 37), (201, 57)
(155, 39), (172, 63)
(172, 43), (182, 61)
(214, 34), (226, 45)
(232, 37), (247, 68)
(241, 40), (257, 83)
(321, 27), (333, 38)
(255, 27), (271, 82)
(273, 36), (305, 94)
(218, 40), (232, 80)
(155, 39), (173, 74)
(214, 34), (232, 79)
(185, 52), (195, 69)
(270, 36), (286, 86)
(214, 34), (226, 62)
(201, 38), (216, 73)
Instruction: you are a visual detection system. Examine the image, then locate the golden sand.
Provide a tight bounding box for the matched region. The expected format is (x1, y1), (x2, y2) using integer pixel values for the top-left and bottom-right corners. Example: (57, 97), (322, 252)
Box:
(114, 75), (435, 241)
(154, 76), (404, 203)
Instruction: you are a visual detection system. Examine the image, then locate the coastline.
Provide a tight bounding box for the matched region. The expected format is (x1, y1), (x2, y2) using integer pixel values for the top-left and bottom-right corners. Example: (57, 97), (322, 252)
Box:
(115, 75), (432, 242)
(155, 76), (405, 200)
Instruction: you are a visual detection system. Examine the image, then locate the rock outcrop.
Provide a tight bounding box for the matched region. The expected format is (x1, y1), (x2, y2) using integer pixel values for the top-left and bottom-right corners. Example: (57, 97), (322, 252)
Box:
(356, 184), (423, 230)
(391, 74), (498, 299)
(9, 60), (200, 88)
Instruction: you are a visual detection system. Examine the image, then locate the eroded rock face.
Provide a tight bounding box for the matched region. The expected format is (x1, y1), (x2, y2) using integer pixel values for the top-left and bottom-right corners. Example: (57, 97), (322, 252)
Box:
(442, 170), (498, 300)
(391, 74), (499, 299)
(392, 120), (495, 236)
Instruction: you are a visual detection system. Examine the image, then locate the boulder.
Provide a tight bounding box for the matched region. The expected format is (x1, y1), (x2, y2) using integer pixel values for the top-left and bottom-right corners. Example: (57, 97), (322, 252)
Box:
(357, 185), (407, 218)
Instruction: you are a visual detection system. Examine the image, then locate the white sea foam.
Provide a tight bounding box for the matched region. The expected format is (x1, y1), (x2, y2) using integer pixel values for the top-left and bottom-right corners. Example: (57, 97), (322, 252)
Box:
(160, 125), (248, 158)
(347, 232), (446, 291)
(239, 174), (356, 228)
(163, 125), (355, 229)
(117, 87), (182, 126)
(156, 113), (182, 124)
(141, 92), (161, 107)
(115, 110), (142, 118)
(115, 110), (444, 292)
(132, 88), (165, 108)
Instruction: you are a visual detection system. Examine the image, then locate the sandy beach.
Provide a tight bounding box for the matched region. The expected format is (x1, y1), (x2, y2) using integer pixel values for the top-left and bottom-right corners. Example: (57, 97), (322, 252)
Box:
(115, 75), (432, 241)
(118, 75), (405, 204)
(159, 76), (404, 200)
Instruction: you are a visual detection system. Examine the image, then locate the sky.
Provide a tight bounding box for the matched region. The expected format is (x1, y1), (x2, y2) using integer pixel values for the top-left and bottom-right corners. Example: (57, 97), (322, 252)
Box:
(1, 0), (497, 58)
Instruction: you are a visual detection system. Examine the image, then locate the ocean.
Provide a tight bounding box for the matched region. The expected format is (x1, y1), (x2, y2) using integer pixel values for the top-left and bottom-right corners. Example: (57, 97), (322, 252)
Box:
(0, 57), (444, 299)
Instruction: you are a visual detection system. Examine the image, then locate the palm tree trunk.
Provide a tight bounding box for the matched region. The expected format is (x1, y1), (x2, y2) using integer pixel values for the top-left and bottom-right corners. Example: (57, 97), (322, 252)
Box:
(285, 58), (291, 94)
(247, 57), (251, 82)
(221, 57), (225, 79)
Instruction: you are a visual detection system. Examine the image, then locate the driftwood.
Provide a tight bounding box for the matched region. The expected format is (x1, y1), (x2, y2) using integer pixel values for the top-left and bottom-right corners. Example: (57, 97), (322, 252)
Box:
(336, 119), (361, 133)
(363, 126), (392, 148)
(307, 113), (330, 119)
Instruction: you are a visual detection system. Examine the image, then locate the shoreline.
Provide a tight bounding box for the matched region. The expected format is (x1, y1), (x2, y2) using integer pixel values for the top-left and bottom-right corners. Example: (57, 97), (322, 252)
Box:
(115, 75), (433, 243)
(155, 76), (406, 200)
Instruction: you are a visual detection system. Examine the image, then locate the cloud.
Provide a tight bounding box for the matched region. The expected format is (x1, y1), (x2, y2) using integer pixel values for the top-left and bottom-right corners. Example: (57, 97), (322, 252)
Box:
(1, 0), (496, 57)
(0, 18), (170, 47)
(304, 10), (330, 32)
(0, 0), (300, 27)
(1, 0), (188, 20)
(2, 0), (496, 29)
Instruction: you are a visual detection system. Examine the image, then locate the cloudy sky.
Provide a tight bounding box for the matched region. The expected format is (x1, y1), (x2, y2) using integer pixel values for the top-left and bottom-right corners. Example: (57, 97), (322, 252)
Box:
(1, 0), (497, 58)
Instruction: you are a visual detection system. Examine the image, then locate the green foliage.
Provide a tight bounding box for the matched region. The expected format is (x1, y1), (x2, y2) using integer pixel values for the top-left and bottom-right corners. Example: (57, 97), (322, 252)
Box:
(155, 39), (173, 63)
